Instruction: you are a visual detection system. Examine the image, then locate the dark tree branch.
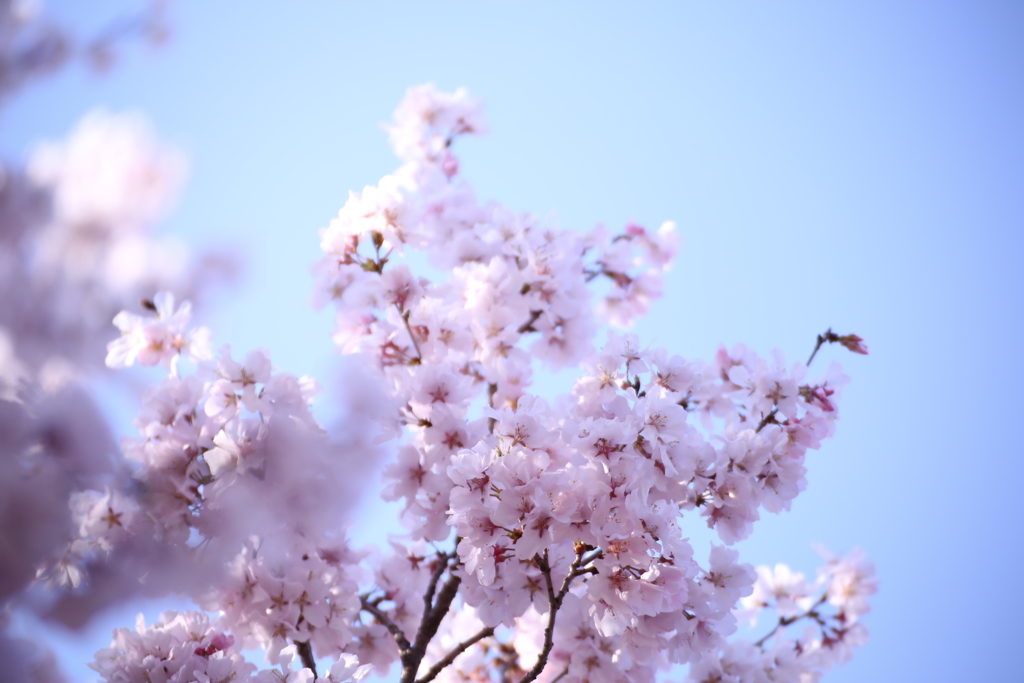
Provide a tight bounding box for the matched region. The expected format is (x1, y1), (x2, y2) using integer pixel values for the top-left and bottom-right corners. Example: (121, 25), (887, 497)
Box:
(422, 550), (453, 616)
(402, 571), (463, 683)
(754, 593), (829, 648)
(517, 547), (592, 683)
(295, 640), (317, 677)
(517, 310), (543, 334)
(360, 594), (412, 653)
(807, 331), (828, 367)
(374, 542), (596, 683)
(755, 407), (779, 433)
(415, 626), (496, 683)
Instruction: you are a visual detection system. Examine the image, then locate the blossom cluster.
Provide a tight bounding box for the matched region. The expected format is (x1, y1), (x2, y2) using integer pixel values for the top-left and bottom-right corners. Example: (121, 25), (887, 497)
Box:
(4, 82), (874, 683)
(90, 611), (255, 683)
(0, 7), (237, 673)
(54, 296), (381, 680)
(0, 109), (232, 388)
(90, 610), (372, 683)
(687, 547), (879, 683)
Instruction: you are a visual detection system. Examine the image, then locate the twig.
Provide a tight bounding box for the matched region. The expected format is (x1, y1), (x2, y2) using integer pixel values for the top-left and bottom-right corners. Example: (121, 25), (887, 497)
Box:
(517, 547), (591, 683)
(416, 626), (496, 683)
(400, 309), (424, 364)
(402, 572), (463, 683)
(755, 408), (779, 433)
(361, 548), (464, 683)
(422, 550), (453, 616)
(360, 595), (412, 653)
(806, 330), (829, 367)
(579, 549), (603, 569)
(754, 593), (828, 648)
(807, 328), (868, 366)
(517, 310), (543, 334)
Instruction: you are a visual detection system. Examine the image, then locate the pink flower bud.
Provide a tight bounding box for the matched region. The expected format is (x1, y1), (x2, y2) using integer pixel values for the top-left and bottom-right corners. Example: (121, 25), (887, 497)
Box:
(442, 150), (459, 178)
(839, 334), (868, 355)
(625, 222), (646, 237)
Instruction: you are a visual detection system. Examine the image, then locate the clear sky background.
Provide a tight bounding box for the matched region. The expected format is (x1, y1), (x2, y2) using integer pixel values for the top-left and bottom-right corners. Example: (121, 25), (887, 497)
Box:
(4, 2), (1023, 681)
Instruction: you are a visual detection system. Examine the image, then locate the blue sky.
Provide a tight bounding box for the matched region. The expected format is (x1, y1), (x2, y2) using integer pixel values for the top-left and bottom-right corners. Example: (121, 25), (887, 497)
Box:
(4, 2), (1023, 681)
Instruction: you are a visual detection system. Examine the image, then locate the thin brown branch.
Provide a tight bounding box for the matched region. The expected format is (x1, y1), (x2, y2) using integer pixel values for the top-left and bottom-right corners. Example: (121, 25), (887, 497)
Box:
(422, 550), (453, 616)
(755, 407), (779, 433)
(806, 330), (828, 367)
(400, 309), (424, 364)
(518, 554), (558, 683)
(517, 310), (543, 334)
(518, 547), (590, 683)
(577, 549), (603, 572)
(360, 594), (412, 653)
(415, 626), (496, 683)
(401, 571), (463, 683)
(754, 593), (829, 648)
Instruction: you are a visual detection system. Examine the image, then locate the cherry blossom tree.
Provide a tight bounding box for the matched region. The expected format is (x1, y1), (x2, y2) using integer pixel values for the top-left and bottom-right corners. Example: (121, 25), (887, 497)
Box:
(82, 84), (875, 683)
(1, 19), (875, 678)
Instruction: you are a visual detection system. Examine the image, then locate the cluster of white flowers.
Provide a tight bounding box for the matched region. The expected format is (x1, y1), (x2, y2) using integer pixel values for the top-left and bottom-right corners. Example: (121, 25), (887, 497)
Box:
(90, 611), (255, 683)
(4, 83), (874, 683)
(0, 110), (233, 386)
(89, 609), (373, 683)
(33, 291), (390, 680)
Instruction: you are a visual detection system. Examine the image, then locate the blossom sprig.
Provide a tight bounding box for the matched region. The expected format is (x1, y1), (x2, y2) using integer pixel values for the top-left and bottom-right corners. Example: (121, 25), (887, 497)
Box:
(682, 547), (879, 683)
(90, 610), (373, 683)
(76, 86), (874, 683)
(104, 321), (338, 546)
(91, 292), (398, 678)
(806, 328), (869, 366)
(386, 83), (485, 181)
(584, 221), (680, 327)
(105, 292), (211, 371)
(90, 611), (256, 683)
(1, 109), (230, 386)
